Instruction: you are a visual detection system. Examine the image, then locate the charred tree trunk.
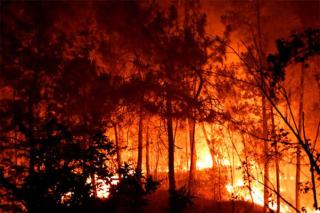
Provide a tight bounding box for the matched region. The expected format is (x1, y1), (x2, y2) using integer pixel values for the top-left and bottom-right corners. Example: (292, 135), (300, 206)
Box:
(82, 110), (97, 198)
(185, 126), (189, 171)
(146, 126), (150, 176)
(311, 164), (318, 210)
(155, 134), (160, 180)
(113, 123), (122, 170)
(137, 111), (143, 174)
(262, 95), (269, 212)
(255, 0), (269, 210)
(296, 63), (304, 211)
(271, 108), (280, 213)
(275, 147), (280, 213)
(167, 96), (176, 193)
(240, 134), (255, 206)
(188, 118), (197, 192)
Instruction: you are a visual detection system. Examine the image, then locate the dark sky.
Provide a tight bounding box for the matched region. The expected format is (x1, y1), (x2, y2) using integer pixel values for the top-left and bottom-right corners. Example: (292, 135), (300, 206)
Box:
(290, 0), (320, 27)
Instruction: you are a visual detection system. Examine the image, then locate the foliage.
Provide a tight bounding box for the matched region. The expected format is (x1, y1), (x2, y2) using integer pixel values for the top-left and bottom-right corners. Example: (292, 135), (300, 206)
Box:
(119, 4), (227, 122)
(107, 163), (159, 212)
(1, 118), (100, 211)
(0, 118), (159, 212)
(169, 186), (195, 213)
(267, 28), (320, 99)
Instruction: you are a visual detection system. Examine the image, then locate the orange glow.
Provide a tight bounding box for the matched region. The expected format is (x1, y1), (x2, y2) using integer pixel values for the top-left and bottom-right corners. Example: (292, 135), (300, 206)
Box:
(225, 178), (292, 213)
(1, 1), (319, 212)
(196, 145), (213, 169)
(86, 175), (119, 199)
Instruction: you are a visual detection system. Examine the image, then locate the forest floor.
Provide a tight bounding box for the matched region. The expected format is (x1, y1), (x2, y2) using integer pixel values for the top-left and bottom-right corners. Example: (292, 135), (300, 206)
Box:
(142, 169), (263, 213)
(143, 189), (264, 213)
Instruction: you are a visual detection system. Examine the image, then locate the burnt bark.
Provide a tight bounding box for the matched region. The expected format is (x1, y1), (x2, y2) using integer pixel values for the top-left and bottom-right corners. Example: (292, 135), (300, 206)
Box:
(113, 123), (122, 170)
(146, 126), (150, 176)
(271, 108), (280, 213)
(296, 63), (304, 211)
(255, 0), (269, 210)
(137, 111), (143, 174)
(262, 95), (270, 212)
(167, 96), (176, 192)
(188, 118), (197, 192)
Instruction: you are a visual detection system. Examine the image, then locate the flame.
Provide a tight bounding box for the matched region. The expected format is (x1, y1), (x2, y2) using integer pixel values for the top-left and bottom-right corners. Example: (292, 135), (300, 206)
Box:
(196, 153), (213, 169)
(196, 139), (213, 170)
(196, 154), (231, 169)
(86, 174), (119, 199)
(226, 180), (263, 206)
(214, 155), (231, 166)
(225, 179), (292, 213)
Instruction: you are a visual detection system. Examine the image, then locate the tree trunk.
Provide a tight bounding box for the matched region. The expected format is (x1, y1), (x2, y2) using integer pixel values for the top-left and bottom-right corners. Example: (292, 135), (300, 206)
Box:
(240, 134), (255, 206)
(311, 164), (318, 210)
(113, 124), (122, 170)
(276, 150), (280, 213)
(167, 96), (176, 192)
(255, 0), (269, 210)
(271, 108), (280, 213)
(262, 95), (269, 212)
(155, 133), (160, 180)
(137, 111), (143, 174)
(188, 118), (197, 192)
(296, 63), (304, 211)
(185, 127), (189, 171)
(82, 110), (97, 198)
(146, 126), (150, 176)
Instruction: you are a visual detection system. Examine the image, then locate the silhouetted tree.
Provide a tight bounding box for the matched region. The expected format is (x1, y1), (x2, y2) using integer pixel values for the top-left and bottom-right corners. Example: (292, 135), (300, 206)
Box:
(267, 28), (320, 210)
(0, 2), (160, 212)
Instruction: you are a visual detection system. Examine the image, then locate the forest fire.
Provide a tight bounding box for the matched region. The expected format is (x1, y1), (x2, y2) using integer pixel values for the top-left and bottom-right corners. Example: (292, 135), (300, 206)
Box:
(225, 180), (264, 206)
(196, 145), (213, 170)
(225, 179), (291, 212)
(1, 0), (319, 213)
(86, 175), (120, 199)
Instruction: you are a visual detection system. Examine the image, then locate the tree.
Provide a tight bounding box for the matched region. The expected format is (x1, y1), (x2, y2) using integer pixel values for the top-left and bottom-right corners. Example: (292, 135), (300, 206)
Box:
(267, 28), (320, 210)
(221, 1), (272, 209)
(107, 163), (159, 213)
(137, 4), (225, 201)
(0, 2), (161, 212)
